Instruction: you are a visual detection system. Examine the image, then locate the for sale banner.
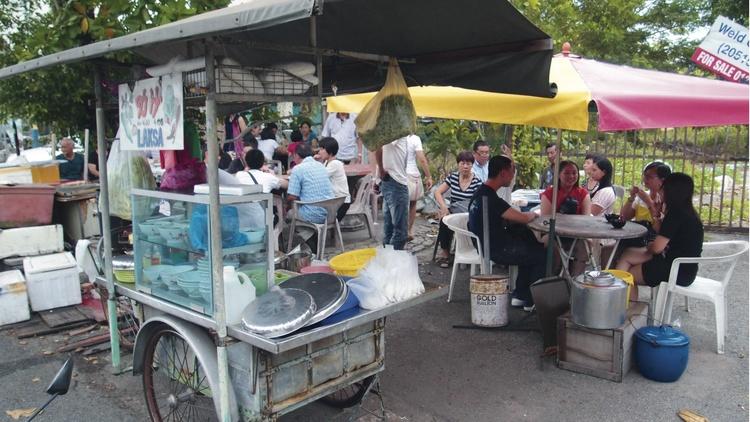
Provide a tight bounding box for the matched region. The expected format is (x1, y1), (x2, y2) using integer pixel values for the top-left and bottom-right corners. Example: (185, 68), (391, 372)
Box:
(691, 16), (749, 83)
(118, 73), (183, 150)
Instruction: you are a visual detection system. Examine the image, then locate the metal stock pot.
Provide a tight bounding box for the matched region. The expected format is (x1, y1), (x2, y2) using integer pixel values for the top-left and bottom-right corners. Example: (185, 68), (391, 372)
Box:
(570, 271), (628, 329)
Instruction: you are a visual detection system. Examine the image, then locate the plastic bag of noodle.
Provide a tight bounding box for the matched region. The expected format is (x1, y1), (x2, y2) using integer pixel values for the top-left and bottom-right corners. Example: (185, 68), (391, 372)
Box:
(355, 59), (417, 150)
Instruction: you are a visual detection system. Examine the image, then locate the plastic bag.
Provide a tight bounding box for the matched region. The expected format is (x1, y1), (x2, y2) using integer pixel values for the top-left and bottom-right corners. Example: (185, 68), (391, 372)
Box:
(107, 139), (156, 220)
(350, 246), (424, 310)
(189, 204), (247, 252)
(160, 158), (207, 191)
(355, 59), (417, 150)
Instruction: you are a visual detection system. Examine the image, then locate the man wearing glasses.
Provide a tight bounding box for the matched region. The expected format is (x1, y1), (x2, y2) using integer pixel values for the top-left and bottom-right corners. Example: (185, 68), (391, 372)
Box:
(471, 140), (491, 182)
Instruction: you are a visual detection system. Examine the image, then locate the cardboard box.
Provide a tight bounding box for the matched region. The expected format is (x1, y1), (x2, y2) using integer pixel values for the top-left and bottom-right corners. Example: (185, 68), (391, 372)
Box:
(557, 301), (648, 382)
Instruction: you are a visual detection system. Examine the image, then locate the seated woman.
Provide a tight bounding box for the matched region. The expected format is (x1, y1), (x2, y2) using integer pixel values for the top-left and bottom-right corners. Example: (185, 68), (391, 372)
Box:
(299, 120), (318, 147)
(434, 151), (483, 268)
(589, 157), (616, 216)
(620, 161), (671, 246)
(583, 153), (603, 195)
(316, 137), (351, 221)
(539, 161), (592, 275)
(616, 173), (703, 301)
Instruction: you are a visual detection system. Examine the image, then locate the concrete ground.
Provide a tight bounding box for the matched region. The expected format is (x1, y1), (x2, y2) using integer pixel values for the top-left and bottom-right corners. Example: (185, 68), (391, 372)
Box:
(0, 216), (747, 422)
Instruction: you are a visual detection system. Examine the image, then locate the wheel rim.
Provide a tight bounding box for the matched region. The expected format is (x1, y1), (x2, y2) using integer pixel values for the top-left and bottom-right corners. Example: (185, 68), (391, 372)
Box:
(142, 328), (217, 421)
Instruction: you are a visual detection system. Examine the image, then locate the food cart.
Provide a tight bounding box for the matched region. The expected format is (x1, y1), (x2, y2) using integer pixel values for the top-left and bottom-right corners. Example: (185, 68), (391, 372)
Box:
(0, 1), (555, 420)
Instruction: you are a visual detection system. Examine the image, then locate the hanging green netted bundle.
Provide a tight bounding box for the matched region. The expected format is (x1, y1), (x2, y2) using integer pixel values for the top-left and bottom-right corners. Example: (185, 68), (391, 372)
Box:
(355, 59), (417, 150)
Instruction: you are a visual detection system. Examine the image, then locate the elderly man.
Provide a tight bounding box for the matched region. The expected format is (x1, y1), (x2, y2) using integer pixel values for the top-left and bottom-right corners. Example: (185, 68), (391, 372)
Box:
(468, 155), (546, 311)
(56, 137), (84, 181)
(287, 143), (333, 224)
(540, 142), (558, 189)
(471, 140), (491, 182)
(321, 112), (362, 164)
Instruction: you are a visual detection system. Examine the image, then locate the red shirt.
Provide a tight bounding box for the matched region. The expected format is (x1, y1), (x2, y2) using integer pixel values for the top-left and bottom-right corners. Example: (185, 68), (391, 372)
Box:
(541, 186), (589, 214)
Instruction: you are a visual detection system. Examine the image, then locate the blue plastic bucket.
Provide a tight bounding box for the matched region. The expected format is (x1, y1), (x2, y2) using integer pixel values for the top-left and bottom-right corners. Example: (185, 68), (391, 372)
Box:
(634, 325), (690, 382)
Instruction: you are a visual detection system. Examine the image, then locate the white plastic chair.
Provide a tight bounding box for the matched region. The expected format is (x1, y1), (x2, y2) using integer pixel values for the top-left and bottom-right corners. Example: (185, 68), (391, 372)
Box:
(287, 196), (347, 259)
(613, 184), (625, 199)
(653, 240), (749, 354)
(345, 174), (376, 237)
(442, 213), (490, 303)
(271, 195), (285, 252)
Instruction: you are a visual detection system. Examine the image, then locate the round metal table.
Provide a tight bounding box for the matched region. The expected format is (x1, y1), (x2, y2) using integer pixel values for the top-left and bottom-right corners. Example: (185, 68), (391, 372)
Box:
(527, 214), (648, 277)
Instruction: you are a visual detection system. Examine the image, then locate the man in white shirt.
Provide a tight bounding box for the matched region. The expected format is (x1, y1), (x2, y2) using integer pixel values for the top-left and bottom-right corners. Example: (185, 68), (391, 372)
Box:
(321, 112), (362, 164)
(471, 140), (491, 182)
(405, 134), (432, 240)
(375, 136), (409, 250)
(235, 149), (288, 193)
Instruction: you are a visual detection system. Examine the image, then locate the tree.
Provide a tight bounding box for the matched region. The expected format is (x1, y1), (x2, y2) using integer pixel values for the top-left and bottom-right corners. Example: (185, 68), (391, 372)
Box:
(0, 0), (230, 134)
(509, 0), (747, 72)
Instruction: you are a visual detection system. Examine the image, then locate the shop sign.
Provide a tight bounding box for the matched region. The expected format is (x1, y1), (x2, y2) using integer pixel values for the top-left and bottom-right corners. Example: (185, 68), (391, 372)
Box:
(691, 16), (749, 83)
(118, 73), (184, 150)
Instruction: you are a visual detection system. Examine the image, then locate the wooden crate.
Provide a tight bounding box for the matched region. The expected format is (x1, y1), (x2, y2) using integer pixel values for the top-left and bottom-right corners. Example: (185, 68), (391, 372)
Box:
(557, 301), (648, 382)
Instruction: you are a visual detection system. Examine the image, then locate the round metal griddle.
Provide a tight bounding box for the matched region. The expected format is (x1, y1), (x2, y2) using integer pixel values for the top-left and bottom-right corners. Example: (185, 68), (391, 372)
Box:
(241, 288), (316, 338)
(280, 273), (348, 326)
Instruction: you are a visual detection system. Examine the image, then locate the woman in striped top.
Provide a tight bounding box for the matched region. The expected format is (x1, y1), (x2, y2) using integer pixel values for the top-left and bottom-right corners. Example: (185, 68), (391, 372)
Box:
(434, 151), (484, 267)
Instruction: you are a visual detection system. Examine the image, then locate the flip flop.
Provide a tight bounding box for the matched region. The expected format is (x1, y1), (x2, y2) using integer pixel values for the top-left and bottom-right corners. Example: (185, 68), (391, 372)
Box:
(436, 257), (450, 268)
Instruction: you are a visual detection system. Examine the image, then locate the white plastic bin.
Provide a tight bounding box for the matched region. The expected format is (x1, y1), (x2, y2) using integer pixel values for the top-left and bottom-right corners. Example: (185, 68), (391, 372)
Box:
(0, 270), (30, 326)
(23, 252), (81, 311)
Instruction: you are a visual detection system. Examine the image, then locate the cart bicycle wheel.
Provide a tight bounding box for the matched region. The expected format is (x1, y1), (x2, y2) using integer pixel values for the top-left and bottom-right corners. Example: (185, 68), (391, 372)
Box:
(319, 375), (376, 408)
(142, 324), (218, 421)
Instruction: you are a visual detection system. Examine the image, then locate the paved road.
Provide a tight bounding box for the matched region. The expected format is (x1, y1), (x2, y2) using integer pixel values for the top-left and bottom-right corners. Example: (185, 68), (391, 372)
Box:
(0, 228), (746, 422)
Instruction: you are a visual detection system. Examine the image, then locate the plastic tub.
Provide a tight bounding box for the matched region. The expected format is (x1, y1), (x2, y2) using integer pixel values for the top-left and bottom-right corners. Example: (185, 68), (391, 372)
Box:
(329, 248), (376, 277)
(634, 325), (690, 382)
(0, 184), (56, 228)
(604, 269), (634, 307)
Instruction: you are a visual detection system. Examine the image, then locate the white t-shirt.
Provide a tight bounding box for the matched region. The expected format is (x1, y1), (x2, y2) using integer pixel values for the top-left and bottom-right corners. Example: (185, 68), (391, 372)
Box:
(235, 169), (281, 193)
(257, 138), (278, 161)
(321, 112), (358, 160)
(325, 159), (351, 203)
(217, 169), (264, 229)
(405, 134), (423, 177)
(382, 137), (409, 186)
(591, 186), (616, 215)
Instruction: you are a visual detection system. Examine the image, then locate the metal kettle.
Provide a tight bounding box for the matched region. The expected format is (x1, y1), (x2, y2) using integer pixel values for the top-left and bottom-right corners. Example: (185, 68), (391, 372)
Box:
(570, 271), (628, 329)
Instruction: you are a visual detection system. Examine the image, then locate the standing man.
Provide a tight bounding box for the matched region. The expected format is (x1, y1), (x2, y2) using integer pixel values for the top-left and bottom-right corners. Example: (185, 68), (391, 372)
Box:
(468, 155), (546, 311)
(406, 134), (432, 240)
(375, 136), (409, 250)
(471, 140), (491, 182)
(321, 112), (362, 164)
(539, 142), (557, 189)
(56, 137), (84, 181)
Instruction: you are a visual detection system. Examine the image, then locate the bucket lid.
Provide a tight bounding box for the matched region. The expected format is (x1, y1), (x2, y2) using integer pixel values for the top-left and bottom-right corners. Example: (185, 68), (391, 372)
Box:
(635, 325), (690, 347)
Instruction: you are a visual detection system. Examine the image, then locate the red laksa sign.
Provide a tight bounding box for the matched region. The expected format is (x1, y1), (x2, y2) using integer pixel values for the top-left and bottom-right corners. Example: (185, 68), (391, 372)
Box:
(691, 16), (749, 83)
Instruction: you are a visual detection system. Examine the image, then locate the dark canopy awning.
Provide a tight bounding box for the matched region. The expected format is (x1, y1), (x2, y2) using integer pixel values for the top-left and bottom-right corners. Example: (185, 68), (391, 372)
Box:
(0, 0), (554, 97)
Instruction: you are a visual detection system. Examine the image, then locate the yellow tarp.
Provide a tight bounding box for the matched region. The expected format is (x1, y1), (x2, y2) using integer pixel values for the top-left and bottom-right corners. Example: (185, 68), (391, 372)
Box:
(326, 57), (592, 131)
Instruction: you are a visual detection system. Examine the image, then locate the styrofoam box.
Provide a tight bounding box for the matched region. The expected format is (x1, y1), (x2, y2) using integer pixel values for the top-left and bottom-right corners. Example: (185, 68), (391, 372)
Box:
(23, 252), (81, 312)
(0, 224), (64, 259)
(0, 270), (30, 326)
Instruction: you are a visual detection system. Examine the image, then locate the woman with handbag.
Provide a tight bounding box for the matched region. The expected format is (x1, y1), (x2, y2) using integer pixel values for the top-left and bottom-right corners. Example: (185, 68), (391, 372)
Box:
(539, 160), (592, 275)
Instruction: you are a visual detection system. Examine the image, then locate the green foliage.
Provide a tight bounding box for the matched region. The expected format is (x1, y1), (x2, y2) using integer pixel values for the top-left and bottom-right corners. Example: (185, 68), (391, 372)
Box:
(418, 119), (478, 180)
(0, 0), (230, 134)
(510, 0), (747, 72)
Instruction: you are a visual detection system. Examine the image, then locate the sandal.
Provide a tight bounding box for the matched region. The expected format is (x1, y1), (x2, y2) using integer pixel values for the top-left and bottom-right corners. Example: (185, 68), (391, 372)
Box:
(436, 257), (450, 268)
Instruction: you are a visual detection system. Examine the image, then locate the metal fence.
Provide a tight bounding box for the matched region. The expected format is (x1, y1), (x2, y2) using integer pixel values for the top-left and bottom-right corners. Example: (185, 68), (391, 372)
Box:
(565, 125), (749, 231)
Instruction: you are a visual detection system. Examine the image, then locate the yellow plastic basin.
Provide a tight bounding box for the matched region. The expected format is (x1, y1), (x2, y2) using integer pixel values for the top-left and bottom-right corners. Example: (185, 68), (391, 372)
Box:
(605, 269), (634, 307)
(329, 248), (376, 277)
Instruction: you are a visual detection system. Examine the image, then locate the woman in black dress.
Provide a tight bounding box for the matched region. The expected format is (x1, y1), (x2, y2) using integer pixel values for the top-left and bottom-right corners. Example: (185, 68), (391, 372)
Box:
(615, 173), (703, 302)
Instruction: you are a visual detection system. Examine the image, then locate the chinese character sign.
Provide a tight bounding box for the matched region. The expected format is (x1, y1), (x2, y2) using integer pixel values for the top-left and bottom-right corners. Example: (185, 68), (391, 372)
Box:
(118, 73), (184, 150)
(691, 16), (749, 83)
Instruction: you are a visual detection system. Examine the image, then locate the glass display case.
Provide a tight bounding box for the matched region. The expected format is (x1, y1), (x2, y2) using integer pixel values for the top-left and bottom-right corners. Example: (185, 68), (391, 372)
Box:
(131, 188), (273, 317)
